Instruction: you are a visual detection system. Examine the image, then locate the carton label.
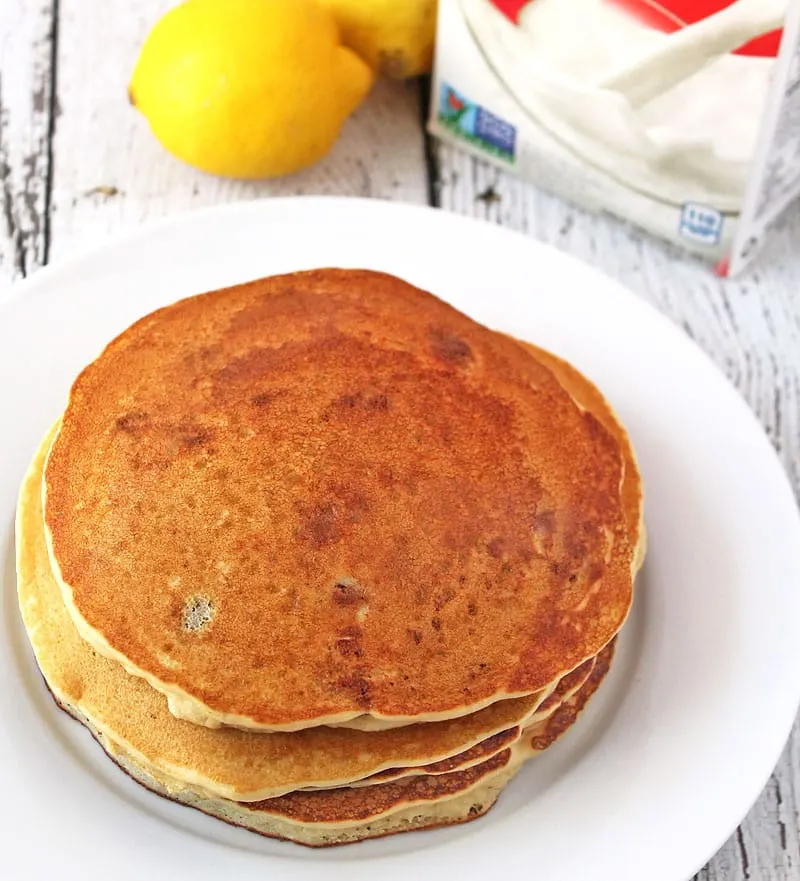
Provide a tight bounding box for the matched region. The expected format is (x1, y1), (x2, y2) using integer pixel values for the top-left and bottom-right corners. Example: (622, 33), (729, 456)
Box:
(679, 203), (724, 246)
(438, 83), (517, 162)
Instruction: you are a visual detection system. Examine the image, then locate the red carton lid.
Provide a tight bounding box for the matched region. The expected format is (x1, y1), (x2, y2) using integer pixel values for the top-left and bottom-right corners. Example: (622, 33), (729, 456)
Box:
(489, 0), (782, 56)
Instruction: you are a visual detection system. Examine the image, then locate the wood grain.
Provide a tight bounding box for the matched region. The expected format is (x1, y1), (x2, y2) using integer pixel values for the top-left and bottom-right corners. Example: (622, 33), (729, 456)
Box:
(47, 0), (429, 264)
(433, 140), (800, 881)
(0, 0), (57, 284)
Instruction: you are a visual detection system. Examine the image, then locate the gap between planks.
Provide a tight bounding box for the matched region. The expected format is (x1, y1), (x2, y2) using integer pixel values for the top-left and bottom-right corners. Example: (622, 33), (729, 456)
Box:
(0, 0), (58, 284)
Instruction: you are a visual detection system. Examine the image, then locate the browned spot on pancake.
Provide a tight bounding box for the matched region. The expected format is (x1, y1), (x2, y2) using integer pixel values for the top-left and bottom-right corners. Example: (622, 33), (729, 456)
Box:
(213, 346), (287, 387)
(183, 344), (221, 369)
(487, 538), (503, 558)
(467, 601), (478, 616)
(249, 392), (275, 407)
(299, 504), (342, 547)
(296, 486), (369, 549)
(428, 326), (473, 366)
(335, 626), (363, 658)
(376, 468), (395, 488)
(332, 579), (366, 606)
(335, 393), (359, 410)
(433, 587), (455, 611)
(409, 629), (422, 644)
(330, 391), (390, 413)
(177, 423), (214, 450)
(337, 673), (372, 709)
(247, 748), (510, 823)
(114, 410), (150, 434)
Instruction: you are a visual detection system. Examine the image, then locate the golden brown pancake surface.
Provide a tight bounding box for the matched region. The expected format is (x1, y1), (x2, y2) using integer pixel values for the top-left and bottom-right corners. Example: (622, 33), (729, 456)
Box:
(44, 269), (636, 730)
(19, 424), (620, 847)
(19, 434), (559, 801)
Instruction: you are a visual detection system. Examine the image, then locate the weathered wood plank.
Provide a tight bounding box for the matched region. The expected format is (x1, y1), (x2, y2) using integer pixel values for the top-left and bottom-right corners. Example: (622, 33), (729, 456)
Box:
(47, 0), (429, 264)
(0, 0), (56, 284)
(433, 141), (800, 881)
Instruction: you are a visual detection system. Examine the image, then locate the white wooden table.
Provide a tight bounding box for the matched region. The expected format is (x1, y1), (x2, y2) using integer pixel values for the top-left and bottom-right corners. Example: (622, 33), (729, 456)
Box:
(2, 2), (799, 877)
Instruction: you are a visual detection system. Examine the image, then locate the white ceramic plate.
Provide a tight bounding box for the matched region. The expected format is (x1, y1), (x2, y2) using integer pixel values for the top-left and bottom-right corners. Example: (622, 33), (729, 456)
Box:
(1, 197), (799, 881)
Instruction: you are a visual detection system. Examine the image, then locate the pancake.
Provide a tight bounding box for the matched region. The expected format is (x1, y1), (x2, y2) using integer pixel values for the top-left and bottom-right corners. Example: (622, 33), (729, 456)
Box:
(84, 642), (614, 848)
(521, 639), (615, 757)
(530, 653), (597, 719)
(18, 426), (616, 849)
(345, 727), (522, 787)
(43, 268), (640, 732)
(347, 653), (599, 788)
(109, 741), (519, 847)
(18, 429), (574, 802)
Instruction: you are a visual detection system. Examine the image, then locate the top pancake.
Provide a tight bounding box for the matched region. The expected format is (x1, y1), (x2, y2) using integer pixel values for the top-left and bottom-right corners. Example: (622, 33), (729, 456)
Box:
(43, 268), (638, 731)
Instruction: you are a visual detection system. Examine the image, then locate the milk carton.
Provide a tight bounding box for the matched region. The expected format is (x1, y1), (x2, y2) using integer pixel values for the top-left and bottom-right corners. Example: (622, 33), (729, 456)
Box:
(429, 0), (800, 275)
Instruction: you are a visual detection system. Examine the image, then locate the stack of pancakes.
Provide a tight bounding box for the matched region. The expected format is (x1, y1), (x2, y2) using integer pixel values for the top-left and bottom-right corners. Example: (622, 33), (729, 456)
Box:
(17, 269), (644, 847)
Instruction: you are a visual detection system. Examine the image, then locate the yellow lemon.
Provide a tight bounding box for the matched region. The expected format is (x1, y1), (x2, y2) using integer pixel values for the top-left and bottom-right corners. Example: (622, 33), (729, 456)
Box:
(129, 0), (374, 179)
(318, 0), (437, 79)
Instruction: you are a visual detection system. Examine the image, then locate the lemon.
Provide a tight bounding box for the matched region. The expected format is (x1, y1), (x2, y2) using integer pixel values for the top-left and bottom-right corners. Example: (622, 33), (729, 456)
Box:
(129, 0), (374, 179)
(318, 0), (437, 79)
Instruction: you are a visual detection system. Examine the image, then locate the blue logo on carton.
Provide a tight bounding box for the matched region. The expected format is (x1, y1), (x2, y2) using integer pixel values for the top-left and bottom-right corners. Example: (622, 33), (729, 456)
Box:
(475, 107), (516, 158)
(679, 203), (724, 246)
(438, 83), (516, 162)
